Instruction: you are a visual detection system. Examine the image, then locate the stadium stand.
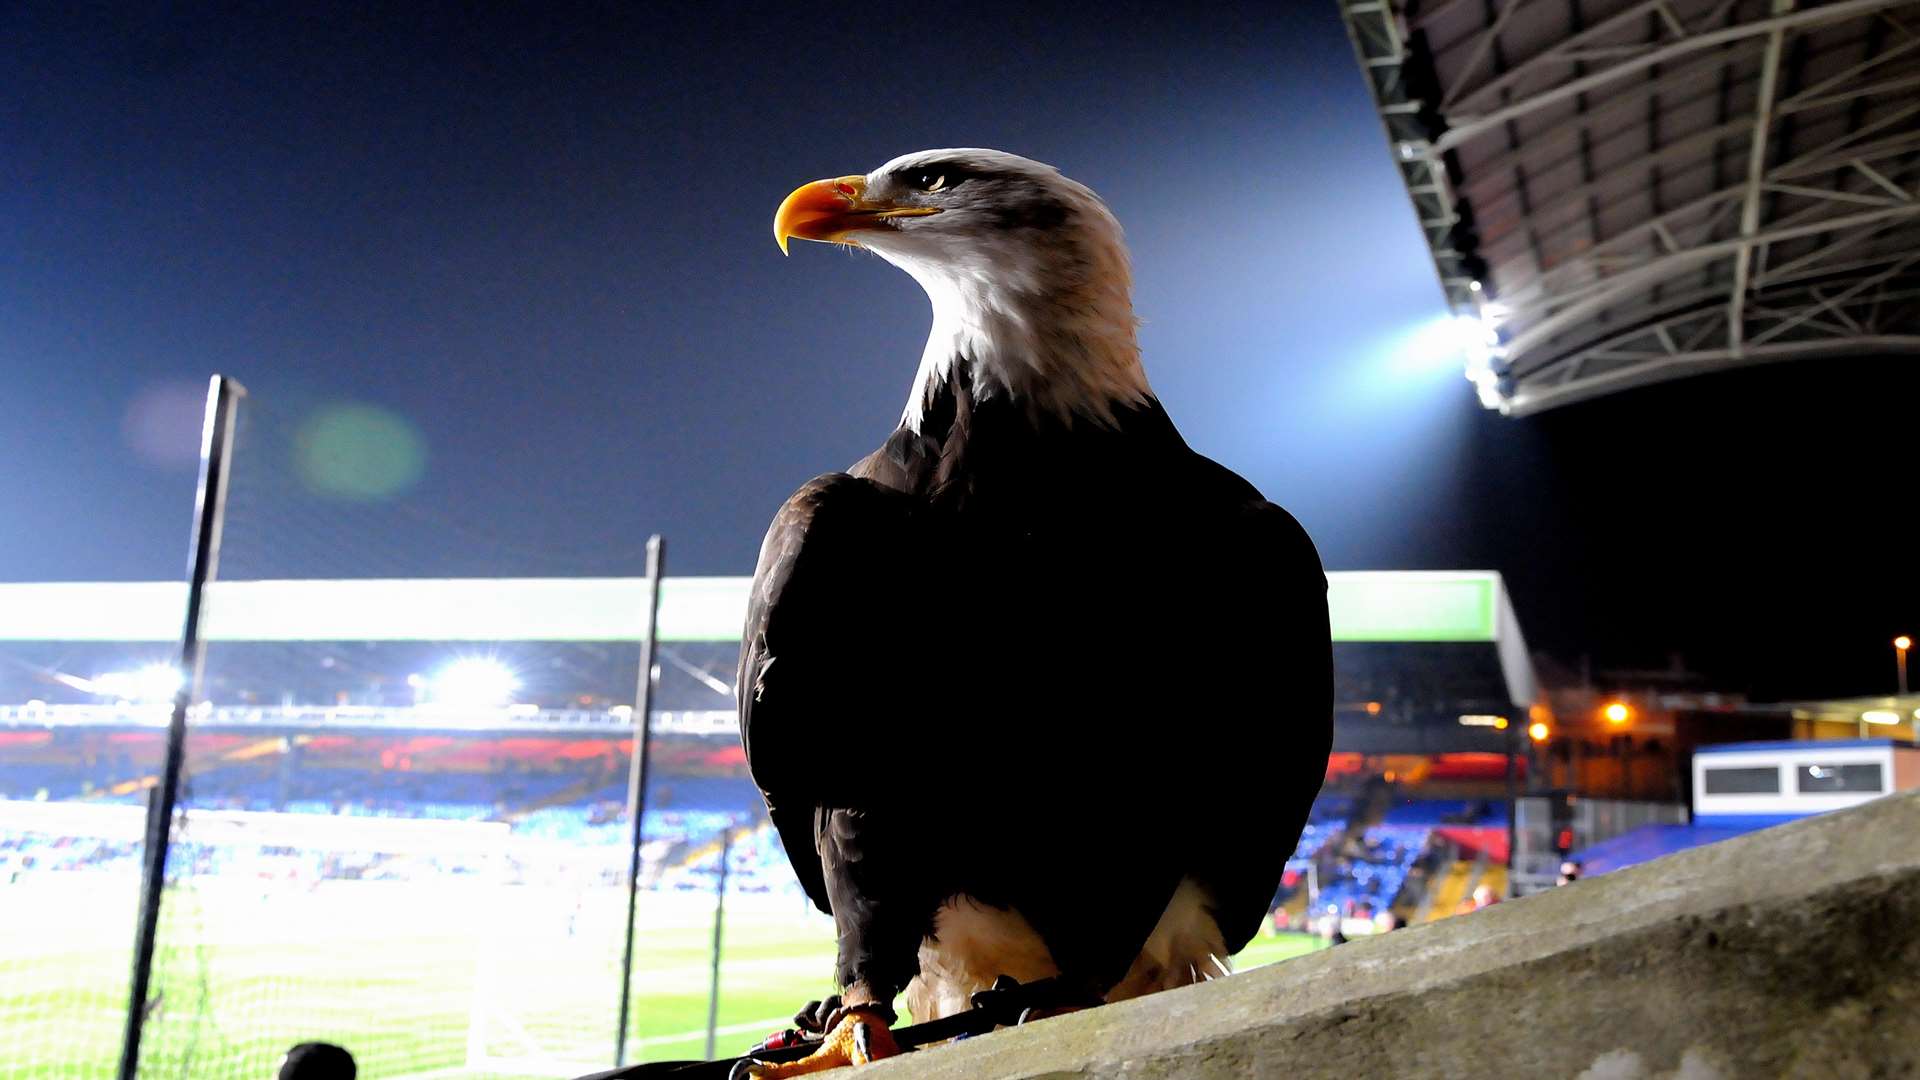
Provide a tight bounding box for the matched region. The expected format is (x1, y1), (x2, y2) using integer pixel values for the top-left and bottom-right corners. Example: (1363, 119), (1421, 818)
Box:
(0, 761), (100, 800)
(0, 726), (797, 895)
(1313, 825), (1431, 918)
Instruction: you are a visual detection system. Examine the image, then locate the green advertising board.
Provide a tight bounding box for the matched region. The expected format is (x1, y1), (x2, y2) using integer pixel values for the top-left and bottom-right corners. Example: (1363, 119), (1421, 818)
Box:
(0, 572), (1503, 644)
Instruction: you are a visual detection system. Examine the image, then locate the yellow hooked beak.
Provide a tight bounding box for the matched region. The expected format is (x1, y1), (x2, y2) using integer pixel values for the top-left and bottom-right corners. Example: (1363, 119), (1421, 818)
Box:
(773, 175), (941, 255)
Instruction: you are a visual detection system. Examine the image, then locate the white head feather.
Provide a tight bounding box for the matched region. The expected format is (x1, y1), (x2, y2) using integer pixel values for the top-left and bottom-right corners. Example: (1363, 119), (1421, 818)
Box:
(849, 149), (1154, 432)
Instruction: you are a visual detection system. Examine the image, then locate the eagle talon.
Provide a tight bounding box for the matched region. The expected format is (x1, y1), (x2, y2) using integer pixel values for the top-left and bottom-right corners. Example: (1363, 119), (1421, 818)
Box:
(733, 1007), (899, 1077)
(794, 995), (842, 1034)
(1016, 1004), (1089, 1024)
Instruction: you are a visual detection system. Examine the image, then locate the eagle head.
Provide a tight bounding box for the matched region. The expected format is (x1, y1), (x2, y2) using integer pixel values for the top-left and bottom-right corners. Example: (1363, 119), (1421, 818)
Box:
(774, 148), (1151, 432)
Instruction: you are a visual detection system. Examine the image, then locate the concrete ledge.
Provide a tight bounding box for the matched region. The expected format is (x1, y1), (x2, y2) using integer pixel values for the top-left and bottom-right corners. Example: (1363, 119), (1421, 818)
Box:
(867, 789), (1920, 1079)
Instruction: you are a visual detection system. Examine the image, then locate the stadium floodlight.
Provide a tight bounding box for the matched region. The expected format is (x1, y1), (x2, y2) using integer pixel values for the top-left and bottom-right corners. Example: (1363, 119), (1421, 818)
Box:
(1603, 701), (1630, 726)
(1896, 636), (1912, 652)
(91, 663), (184, 703)
(1528, 720), (1550, 743)
(1456, 313), (1507, 410)
(429, 658), (519, 706)
(1861, 710), (1901, 726)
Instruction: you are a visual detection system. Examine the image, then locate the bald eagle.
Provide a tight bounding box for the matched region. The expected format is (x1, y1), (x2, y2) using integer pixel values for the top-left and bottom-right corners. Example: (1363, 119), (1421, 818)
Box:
(736, 149), (1331, 1076)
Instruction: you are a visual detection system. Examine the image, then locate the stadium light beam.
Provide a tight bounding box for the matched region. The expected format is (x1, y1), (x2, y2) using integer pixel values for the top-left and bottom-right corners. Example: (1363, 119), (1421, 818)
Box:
(429, 658), (519, 707)
(92, 664), (185, 703)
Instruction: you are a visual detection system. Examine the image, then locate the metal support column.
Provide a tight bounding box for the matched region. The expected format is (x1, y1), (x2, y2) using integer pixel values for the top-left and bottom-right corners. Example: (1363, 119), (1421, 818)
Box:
(118, 374), (245, 1080)
(1504, 715), (1519, 890)
(703, 824), (733, 1060)
(614, 535), (666, 1067)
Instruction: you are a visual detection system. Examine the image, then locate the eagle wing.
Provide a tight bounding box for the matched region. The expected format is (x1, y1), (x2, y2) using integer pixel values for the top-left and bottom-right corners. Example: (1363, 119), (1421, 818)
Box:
(736, 472), (913, 914)
(1178, 470), (1333, 955)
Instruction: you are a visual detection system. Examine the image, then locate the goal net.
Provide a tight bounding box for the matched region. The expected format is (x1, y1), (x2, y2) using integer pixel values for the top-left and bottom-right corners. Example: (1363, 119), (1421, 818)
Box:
(0, 798), (518, 1079)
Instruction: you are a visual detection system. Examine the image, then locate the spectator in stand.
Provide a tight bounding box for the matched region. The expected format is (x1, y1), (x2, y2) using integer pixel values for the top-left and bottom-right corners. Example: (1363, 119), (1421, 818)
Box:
(277, 1042), (355, 1079)
(1318, 911), (1347, 947)
(1453, 882), (1503, 916)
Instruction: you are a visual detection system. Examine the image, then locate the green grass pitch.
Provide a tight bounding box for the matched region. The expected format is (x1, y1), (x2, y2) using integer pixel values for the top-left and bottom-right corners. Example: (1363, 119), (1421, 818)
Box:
(1, 876), (1323, 1079)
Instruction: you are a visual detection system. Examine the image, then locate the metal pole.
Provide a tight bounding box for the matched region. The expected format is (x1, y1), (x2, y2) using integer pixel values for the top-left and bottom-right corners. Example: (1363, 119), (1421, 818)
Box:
(703, 824), (733, 1060)
(614, 536), (666, 1067)
(118, 375), (245, 1080)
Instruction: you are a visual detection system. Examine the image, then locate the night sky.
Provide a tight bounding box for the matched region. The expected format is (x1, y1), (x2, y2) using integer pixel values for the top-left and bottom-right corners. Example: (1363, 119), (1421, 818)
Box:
(3, 3), (1913, 700)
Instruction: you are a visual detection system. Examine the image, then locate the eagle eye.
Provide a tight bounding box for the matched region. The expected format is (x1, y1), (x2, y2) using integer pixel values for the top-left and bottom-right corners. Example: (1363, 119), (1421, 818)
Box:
(899, 168), (966, 194)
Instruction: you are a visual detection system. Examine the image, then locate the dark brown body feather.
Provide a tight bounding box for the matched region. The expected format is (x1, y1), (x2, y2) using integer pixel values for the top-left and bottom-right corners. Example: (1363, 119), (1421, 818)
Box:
(737, 363), (1332, 1002)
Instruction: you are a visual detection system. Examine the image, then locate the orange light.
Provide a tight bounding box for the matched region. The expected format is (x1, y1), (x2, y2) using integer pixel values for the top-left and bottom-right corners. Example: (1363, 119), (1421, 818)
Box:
(1603, 701), (1630, 725)
(1364, 701), (1382, 715)
(1528, 721), (1550, 742)
(1897, 635), (1913, 652)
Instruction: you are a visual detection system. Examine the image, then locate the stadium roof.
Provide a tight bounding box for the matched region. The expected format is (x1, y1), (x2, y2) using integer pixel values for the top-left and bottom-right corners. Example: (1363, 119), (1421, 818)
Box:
(1342, 0), (1920, 415)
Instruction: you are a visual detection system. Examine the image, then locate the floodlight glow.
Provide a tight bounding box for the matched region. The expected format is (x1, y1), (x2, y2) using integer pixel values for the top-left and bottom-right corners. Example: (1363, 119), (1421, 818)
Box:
(1861, 709), (1901, 726)
(1453, 313), (1488, 349)
(1458, 315), (1507, 406)
(1528, 720), (1550, 742)
(429, 658), (518, 706)
(1603, 701), (1630, 725)
(93, 664), (183, 703)
(1896, 635), (1912, 652)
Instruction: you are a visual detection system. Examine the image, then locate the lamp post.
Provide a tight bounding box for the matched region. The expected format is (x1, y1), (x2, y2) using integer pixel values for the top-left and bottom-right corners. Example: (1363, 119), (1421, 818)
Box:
(1896, 635), (1911, 695)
